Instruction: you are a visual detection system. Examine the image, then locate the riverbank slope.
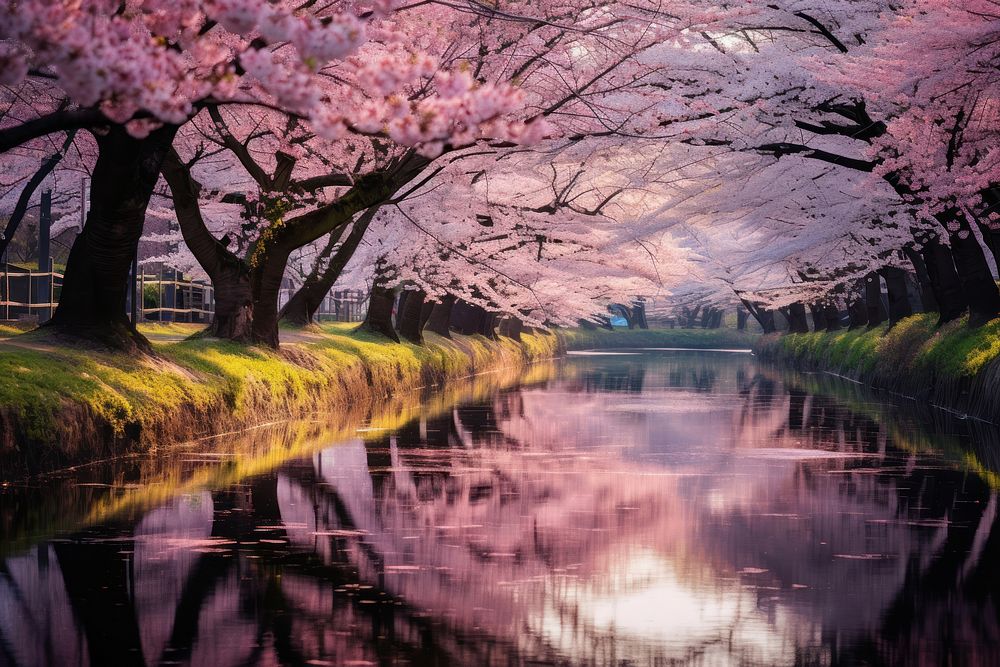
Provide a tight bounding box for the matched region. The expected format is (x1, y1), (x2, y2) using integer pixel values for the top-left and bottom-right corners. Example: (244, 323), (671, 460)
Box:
(0, 323), (558, 477)
(754, 314), (1000, 421)
(560, 327), (759, 350)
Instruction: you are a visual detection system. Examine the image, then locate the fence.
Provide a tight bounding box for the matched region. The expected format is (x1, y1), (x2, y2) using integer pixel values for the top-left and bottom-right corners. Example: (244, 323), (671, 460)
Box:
(0, 264), (61, 322)
(1, 266), (369, 325)
(138, 270), (214, 323)
(277, 288), (369, 322)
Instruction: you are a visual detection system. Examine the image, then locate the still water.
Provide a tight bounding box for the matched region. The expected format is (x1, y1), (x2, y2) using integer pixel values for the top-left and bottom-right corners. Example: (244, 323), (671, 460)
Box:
(2, 350), (1000, 666)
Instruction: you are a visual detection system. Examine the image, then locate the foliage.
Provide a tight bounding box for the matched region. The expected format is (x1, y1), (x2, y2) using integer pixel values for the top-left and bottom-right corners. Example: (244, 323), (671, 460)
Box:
(756, 315), (1000, 419)
(560, 327), (759, 351)
(0, 325), (558, 470)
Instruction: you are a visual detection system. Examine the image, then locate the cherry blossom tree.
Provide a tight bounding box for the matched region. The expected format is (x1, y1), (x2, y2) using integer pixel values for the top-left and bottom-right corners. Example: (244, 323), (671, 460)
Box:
(0, 0), (543, 348)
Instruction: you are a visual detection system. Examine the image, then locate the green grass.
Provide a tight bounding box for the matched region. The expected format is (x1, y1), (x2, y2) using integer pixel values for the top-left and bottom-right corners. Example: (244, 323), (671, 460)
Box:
(755, 313), (1000, 419)
(0, 324), (559, 473)
(559, 326), (759, 350)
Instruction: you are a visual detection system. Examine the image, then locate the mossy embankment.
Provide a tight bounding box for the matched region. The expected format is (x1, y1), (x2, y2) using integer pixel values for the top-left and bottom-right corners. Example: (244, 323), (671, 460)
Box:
(559, 326), (759, 350)
(754, 313), (1000, 421)
(0, 322), (559, 477)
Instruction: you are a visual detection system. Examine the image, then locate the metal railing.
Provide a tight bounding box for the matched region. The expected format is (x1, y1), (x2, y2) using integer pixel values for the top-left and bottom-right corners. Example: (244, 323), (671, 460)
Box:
(2, 266), (368, 325)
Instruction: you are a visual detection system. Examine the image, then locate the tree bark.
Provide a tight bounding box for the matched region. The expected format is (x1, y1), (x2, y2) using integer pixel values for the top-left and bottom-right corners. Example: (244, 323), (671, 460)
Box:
(418, 299), (434, 331)
(396, 289), (426, 344)
(902, 246), (938, 313)
(498, 316), (523, 341)
(740, 299), (776, 333)
(847, 292), (867, 329)
(48, 124), (178, 351)
(478, 310), (499, 339)
(360, 280), (399, 342)
(920, 237), (967, 325)
(783, 302), (810, 333)
(880, 267), (914, 325)
(865, 272), (887, 327)
(823, 303), (842, 331)
(450, 300), (487, 335)
(737, 308), (748, 331)
(424, 295), (456, 338)
(941, 209), (1000, 327)
(808, 302), (825, 332)
(633, 302), (649, 329)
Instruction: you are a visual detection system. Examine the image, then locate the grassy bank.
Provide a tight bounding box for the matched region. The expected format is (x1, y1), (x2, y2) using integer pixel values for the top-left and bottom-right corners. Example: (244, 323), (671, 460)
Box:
(0, 323), (559, 476)
(560, 326), (759, 350)
(754, 314), (1000, 420)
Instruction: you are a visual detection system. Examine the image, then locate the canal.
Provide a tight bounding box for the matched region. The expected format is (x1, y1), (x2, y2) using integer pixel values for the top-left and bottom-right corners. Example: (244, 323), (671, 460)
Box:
(2, 349), (999, 666)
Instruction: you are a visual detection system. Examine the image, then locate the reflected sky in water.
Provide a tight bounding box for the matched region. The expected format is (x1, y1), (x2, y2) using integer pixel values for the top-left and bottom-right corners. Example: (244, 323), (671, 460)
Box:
(2, 350), (1000, 666)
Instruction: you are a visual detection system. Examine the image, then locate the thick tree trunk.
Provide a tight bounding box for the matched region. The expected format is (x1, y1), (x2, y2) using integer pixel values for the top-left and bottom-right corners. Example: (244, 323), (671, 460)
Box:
(633, 302), (649, 329)
(450, 300), (487, 335)
(361, 282), (399, 342)
(277, 222), (351, 326)
(808, 302), (825, 332)
(478, 310), (499, 339)
(498, 316), (523, 341)
(209, 267), (255, 341)
(48, 124), (178, 350)
(737, 308), (748, 331)
(903, 246), (938, 313)
(784, 302), (810, 334)
(418, 299), (434, 331)
(740, 299), (776, 334)
(396, 289), (426, 344)
(942, 209), (1000, 327)
(920, 238), (967, 325)
(865, 272), (888, 327)
(424, 295), (456, 338)
(847, 292), (867, 329)
(247, 249), (289, 348)
(823, 303), (842, 331)
(879, 267), (913, 325)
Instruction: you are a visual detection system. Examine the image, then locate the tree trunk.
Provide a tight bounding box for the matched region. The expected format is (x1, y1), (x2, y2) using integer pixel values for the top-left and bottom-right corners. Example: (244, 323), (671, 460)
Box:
(633, 302), (649, 329)
(396, 289), (426, 344)
(808, 302), (825, 332)
(499, 316), (523, 341)
(48, 124), (178, 350)
(424, 295), (456, 338)
(823, 303), (842, 331)
(419, 299), (435, 330)
(740, 299), (776, 334)
(784, 302), (810, 333)
(450, 300), (488, 335)
(737, 308), (748, 331)
(921, 237), (967, 325)
(865, 272), (887, 327)
(903, 246), (938, 313)
(277, 223), (351, 326)
(847, 292), (867, 329)
(879, 267), (913, 325)
(360, 281), (399, 342)
(941, 209), (1000, 327)
(478, 310), (499, 339)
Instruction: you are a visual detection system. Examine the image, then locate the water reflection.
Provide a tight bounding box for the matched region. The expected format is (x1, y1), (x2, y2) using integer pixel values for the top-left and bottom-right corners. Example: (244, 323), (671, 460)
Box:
(2, 351), (1000, 665)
